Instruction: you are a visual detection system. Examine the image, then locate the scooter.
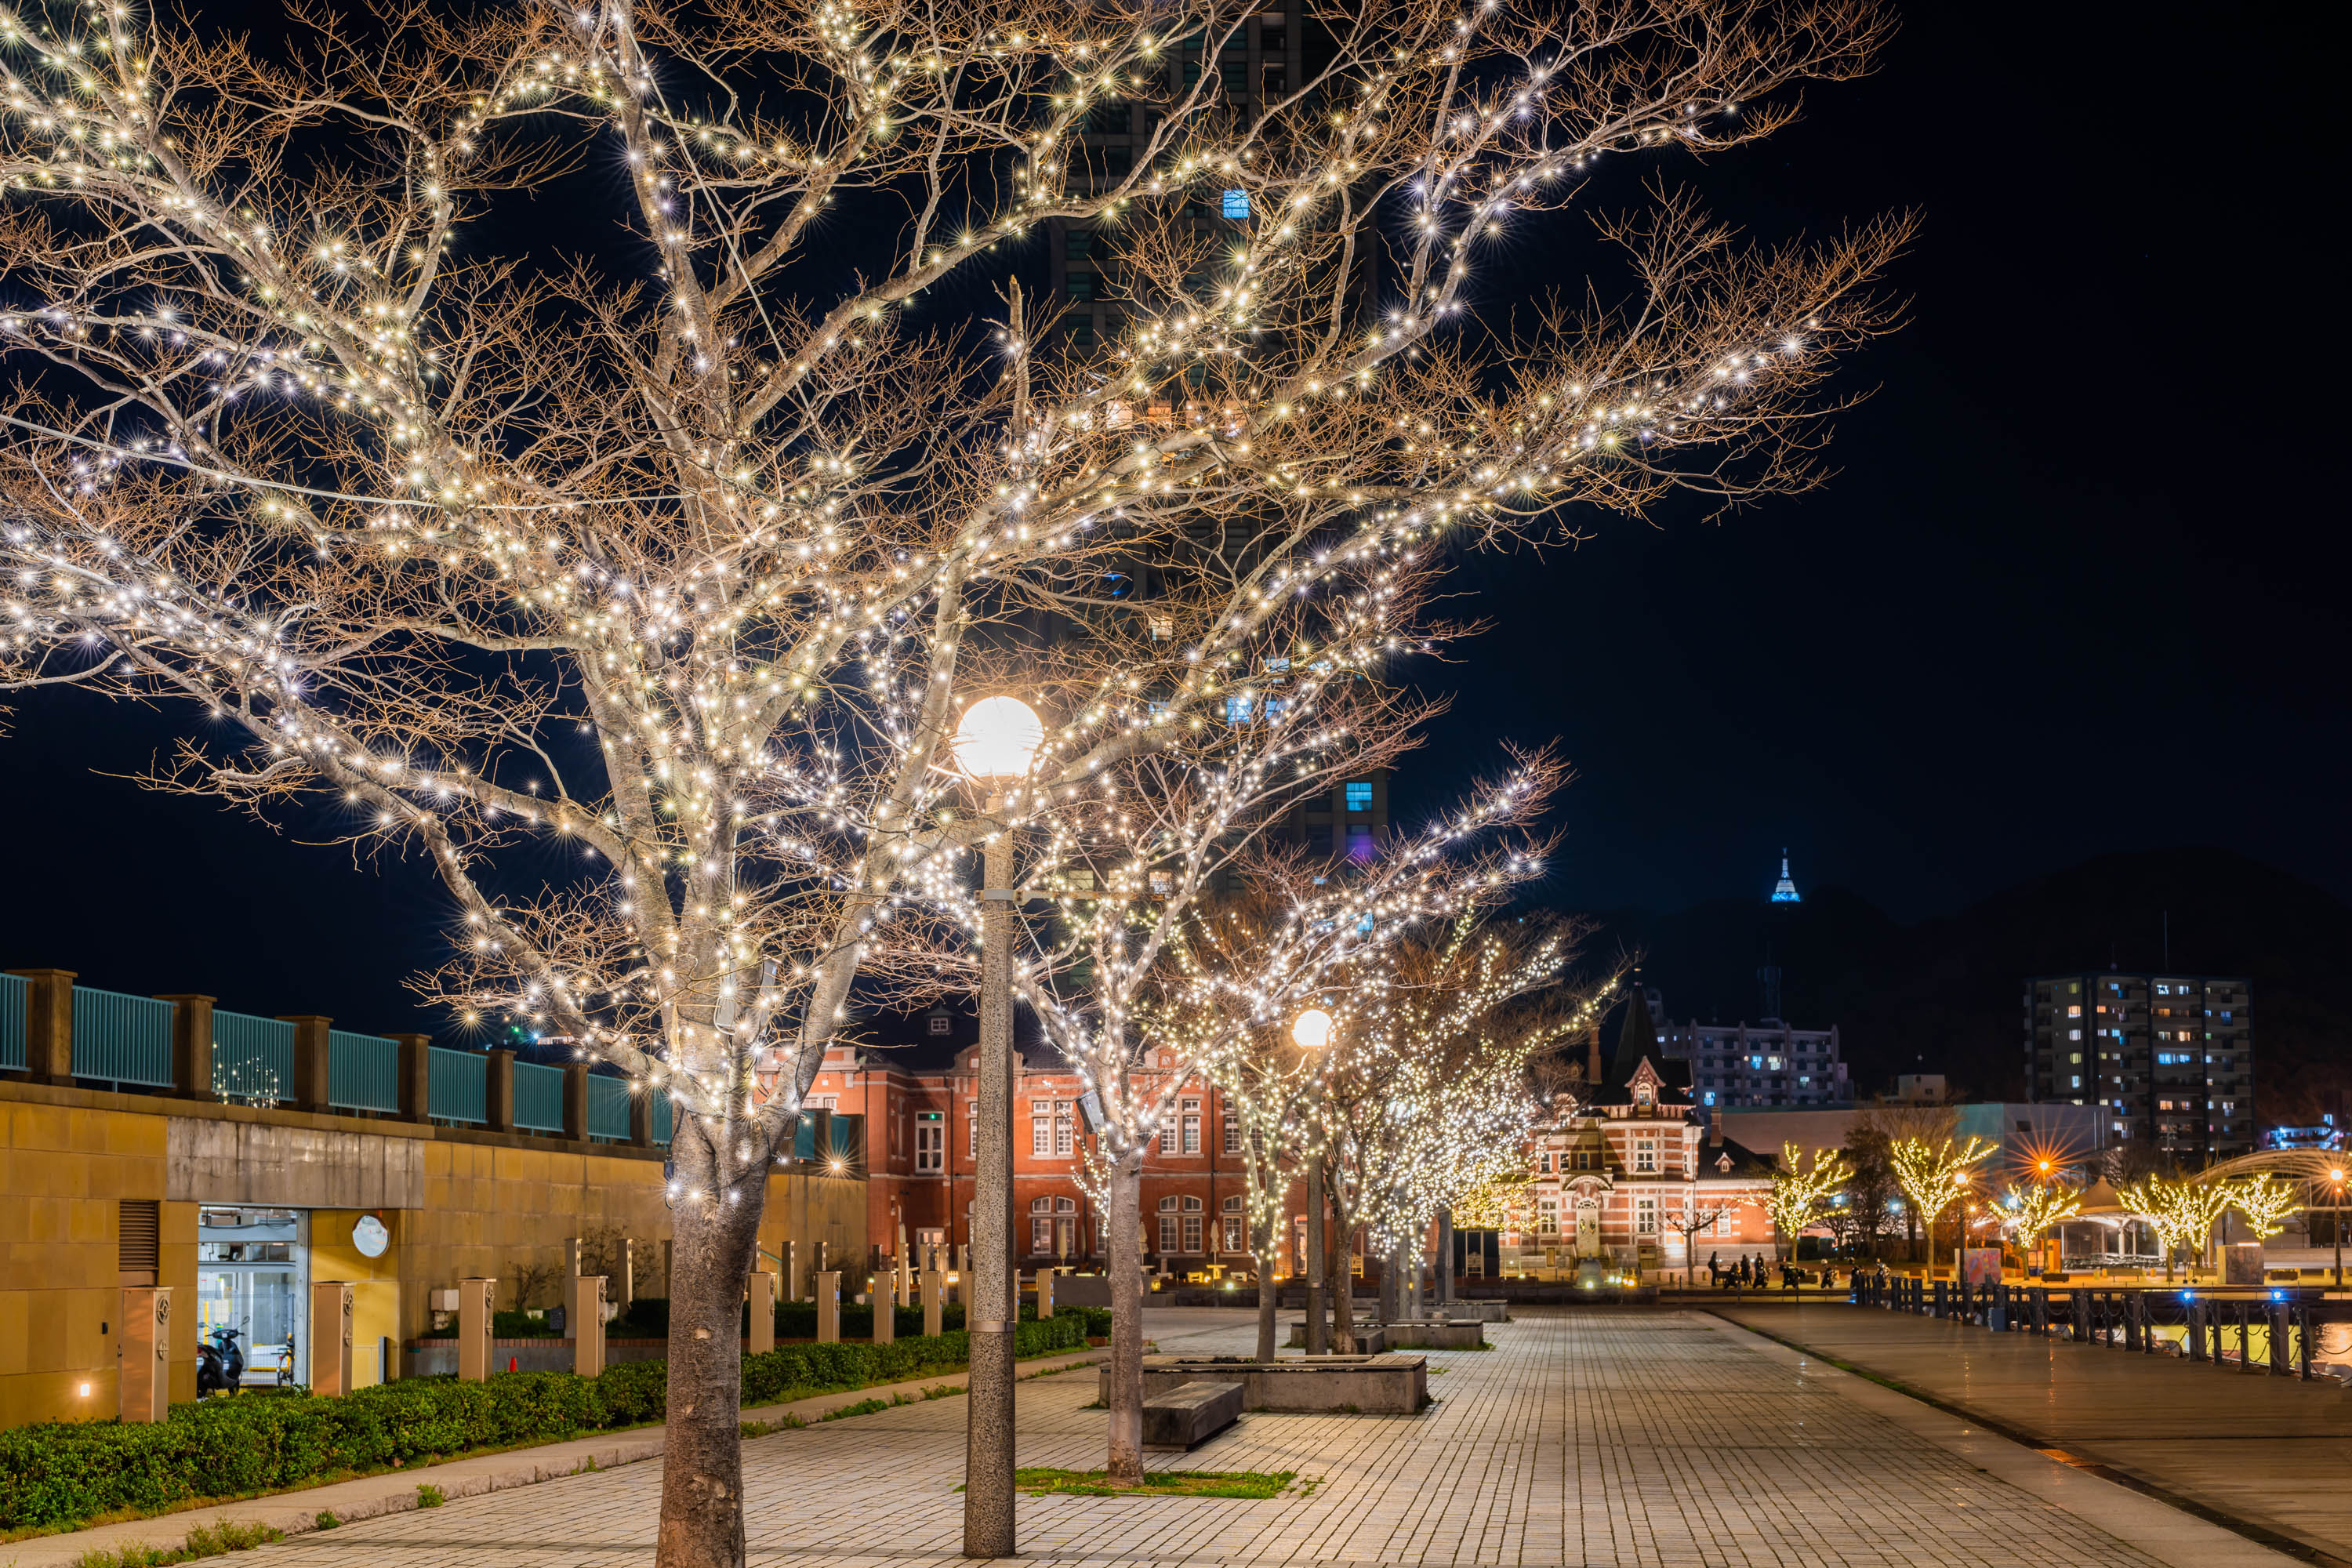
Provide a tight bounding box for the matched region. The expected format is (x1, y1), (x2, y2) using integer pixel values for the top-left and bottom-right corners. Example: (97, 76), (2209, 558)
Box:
(194, 1326), (245, 1396)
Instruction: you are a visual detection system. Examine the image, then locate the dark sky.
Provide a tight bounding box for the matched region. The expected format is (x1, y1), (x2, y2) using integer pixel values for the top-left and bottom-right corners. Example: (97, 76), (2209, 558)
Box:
(1, 0), (2339, 1037)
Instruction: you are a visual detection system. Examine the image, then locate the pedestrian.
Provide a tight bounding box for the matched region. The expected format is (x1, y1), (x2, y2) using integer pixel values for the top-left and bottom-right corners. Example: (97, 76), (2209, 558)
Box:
(1821, 1264), (1837, 1291)
(1708, 1250), (1722, 1284)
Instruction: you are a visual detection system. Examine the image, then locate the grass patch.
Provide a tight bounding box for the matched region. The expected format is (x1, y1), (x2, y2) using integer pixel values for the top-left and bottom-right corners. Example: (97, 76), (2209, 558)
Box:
(415, 1483), (444, 1508)
(68, 1519), (285, 1568)
(311, 1511), (339, 1530)
(1010, 1468), (1297, 1499)
(818, 1398), (891, 1422)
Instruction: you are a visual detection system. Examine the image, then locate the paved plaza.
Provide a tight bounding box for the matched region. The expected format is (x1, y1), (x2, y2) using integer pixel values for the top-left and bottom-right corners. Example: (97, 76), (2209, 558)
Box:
(1719, 1301), (2352, 1563)
(34, 1308), (2306, 1568)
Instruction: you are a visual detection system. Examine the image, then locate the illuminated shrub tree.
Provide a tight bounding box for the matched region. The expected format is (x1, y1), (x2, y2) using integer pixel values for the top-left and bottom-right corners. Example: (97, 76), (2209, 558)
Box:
(0, 0), (1902, 1556)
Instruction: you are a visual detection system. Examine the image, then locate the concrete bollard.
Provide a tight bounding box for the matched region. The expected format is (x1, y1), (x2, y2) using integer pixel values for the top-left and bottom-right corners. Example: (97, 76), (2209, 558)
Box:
(311, 1281), (356, 1395)
(457, 1278), (497, 1382)
(119, 1287), (171, 1421)
(922, 1269), (944, 1337)
(1038, 1268), (1055, 1319)
(816, 1272), (841, 1342)
(873, 1269), (895, 1344)
(571, 1275), (607, 1377)
(747, 1269), (776, 1355)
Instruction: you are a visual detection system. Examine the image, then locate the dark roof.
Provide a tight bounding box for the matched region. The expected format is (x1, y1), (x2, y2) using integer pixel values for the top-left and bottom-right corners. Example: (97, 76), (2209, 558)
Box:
(1700, 1134), (1777, 1178)
(1604, 993), (1690, 1101)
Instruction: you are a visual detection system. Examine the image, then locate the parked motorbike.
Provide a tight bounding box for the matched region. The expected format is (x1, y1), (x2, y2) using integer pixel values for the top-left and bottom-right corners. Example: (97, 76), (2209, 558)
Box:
(194, 1326), (245, 1396)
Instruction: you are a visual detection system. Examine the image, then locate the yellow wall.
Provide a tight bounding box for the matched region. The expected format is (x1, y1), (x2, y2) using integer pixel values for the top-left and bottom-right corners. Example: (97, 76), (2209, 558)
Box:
(0, 1086), (864, 1428)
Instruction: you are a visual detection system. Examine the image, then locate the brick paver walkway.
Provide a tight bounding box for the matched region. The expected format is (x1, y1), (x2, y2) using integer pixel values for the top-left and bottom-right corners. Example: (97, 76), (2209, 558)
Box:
(211, 1308), (2291, 1567)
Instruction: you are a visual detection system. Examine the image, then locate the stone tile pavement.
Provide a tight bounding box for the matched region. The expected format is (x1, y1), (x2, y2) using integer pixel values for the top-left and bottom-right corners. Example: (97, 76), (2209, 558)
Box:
(105, 1308), (2301, 1568)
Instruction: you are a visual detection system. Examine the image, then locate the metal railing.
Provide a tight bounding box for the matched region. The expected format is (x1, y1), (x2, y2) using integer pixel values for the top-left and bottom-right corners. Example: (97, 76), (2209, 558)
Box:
(0, 973), (24, 1072)
(328, 1030), (401, 1113)
(512, 1060), (565, 1133)
(586, 1074), (632, 1142)
(210, 1011), (294, 1105)
(427, 1046), (488, 1124)
(71, 986), (174, 1087)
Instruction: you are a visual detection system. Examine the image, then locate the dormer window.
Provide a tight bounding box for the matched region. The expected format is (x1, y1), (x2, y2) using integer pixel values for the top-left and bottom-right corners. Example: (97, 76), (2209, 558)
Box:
(1715, 1152), (1733, 1173)
(1635, 1082), (1653, 1108)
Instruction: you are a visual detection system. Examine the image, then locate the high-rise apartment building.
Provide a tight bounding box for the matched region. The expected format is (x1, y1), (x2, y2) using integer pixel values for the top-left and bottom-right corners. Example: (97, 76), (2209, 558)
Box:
(2024, 973), (2254, 1159)
(1047, 7), (1308, 354)
(1658, 1016), (1849, 1109)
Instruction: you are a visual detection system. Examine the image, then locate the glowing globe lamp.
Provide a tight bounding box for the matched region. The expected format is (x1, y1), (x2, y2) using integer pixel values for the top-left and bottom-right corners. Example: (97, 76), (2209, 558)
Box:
(951, 695), (1044, 781)
(1290, 1007), (1333, 1050)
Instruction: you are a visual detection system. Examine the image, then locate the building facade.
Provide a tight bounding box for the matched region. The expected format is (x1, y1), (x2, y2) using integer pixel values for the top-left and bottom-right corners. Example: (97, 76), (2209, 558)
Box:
(0, 967), (865, 1429)
(1656, 1014), (1849, 1109)
(1497, 997), (1780, 1275)
(2024, 972), (2254, 1159)
(822, 992), (1788, 1281)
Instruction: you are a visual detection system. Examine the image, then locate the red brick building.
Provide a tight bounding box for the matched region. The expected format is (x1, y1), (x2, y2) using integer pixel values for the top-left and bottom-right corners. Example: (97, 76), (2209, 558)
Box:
(820, 990), (1786, 1282)
(808, 1003), (1282, 1274)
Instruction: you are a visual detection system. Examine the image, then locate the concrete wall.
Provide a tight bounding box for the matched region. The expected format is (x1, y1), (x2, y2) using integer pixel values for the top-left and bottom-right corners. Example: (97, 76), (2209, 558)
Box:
(0, 1080), (865, 1428)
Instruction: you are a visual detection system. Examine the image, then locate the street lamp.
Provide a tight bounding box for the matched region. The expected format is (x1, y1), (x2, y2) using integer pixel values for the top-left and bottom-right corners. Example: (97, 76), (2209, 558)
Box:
(1293, 1007), (1334, 1353)
(953, 693), (1041, 1561)
(2332, 1167), (2346, 1291)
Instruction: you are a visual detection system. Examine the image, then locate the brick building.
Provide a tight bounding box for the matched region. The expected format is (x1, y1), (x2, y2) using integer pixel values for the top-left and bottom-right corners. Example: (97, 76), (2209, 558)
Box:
(824, 987), (1791, 1279)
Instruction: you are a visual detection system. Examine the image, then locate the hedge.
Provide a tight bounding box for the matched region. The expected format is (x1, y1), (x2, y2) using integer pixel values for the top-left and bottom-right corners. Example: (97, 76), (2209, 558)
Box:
(0, 1316), (1087, 1534)
(608, 1298), (1110, 1342)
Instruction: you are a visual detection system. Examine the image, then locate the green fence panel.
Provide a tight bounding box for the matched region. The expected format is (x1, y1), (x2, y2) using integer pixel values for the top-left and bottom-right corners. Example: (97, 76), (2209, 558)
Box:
(328, 1031), (401, 1112)
(586, 1074), (632, 1141)
(652, 1093), (673, 1146)
(512, 1060), (565, 1133)
(210, 1011), (294, 1105)
(0, 974), (24, 1073)
(71, 987), (174, 1087)
(427, 1047), (487, 1123)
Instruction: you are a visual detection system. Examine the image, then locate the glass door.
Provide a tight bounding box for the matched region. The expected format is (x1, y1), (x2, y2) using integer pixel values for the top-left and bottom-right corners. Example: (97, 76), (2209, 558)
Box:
(197, 1208), (309, 1386)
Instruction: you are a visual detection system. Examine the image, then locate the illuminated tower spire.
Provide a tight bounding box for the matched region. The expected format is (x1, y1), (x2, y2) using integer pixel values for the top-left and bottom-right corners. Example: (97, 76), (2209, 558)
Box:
(1771, 848), (1801, 904)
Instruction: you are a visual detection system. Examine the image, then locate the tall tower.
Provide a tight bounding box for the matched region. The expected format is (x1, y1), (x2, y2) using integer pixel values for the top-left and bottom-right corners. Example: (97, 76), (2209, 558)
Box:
(1770, 849), (1801, 904)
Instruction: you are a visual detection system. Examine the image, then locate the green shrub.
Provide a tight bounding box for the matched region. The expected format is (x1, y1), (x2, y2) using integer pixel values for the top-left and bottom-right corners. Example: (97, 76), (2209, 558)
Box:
(0, 1315), (1089, 1535)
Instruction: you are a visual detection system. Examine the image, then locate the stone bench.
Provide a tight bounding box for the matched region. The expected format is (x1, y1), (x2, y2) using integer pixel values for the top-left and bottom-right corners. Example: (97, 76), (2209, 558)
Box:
(1142, 1379), (1243, 1448)
(1383, 1319), (1487, 1350)
(1284, 1323), (1390, 1353)
(1108, 1353), (1428, 1414)
(1443, 1299), (1510, 1322)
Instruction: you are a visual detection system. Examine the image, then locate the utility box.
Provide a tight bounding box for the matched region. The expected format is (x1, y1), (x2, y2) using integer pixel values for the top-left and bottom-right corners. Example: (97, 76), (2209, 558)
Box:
(572, 1275), (607, 1377)
(456, 1278), (497, 1381)
(310, 1281), (355, 1396)
(747, 1270), (775, 1355)
(815, 1271), (840, 1342)
(118, 1287), (171, 1422)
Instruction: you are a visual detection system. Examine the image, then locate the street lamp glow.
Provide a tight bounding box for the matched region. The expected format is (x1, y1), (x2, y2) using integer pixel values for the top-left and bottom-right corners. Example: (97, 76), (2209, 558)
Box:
(951, 695), (1044, 781)
(1290, 1007), (1333, 1050)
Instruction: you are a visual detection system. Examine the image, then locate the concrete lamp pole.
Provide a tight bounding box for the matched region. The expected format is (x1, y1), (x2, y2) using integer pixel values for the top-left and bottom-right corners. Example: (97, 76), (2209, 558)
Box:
(952, 694), (1044, 1561)
(1292, 1007), (1333, 1356)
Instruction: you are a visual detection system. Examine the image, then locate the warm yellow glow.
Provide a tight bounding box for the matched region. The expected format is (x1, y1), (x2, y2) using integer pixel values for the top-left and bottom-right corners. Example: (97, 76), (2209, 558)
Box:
(951, 695), (1044, 781)
(1290, 1007), (1333, 1050)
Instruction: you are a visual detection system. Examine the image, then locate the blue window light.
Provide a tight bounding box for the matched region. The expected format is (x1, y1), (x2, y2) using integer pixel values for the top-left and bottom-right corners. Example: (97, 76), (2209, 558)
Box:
(1225, 692), (1254, 724)
(1345, 780), (1372, 811)
(1221, 188), (1250, 220)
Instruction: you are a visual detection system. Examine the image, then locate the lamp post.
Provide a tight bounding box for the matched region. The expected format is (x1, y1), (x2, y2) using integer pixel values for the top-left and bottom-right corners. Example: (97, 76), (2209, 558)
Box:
(1293, 1007), (1333, 1356)
(2332, 1167), (2346, 1291)
(953, 694), (1043, 1561)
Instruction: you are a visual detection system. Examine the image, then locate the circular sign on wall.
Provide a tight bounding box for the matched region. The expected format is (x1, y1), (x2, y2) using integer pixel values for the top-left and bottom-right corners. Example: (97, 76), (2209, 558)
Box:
(351, 1214), (390, 1258)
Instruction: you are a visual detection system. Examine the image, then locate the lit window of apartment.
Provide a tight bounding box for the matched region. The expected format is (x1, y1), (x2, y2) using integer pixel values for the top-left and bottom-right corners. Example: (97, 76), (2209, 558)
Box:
(1031, 1099), (1053, 1157)
(915, 1112), (944, 1173)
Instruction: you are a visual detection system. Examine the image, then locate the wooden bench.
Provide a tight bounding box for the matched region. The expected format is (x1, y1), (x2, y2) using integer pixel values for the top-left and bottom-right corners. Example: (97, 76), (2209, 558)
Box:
(1141, 1378), (1243, 1448)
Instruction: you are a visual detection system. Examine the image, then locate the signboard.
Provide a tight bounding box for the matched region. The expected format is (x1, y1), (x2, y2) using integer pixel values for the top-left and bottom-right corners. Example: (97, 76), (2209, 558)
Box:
(2223, 1242), (2266, 1285)
(1962, 1247), (2003, 1287)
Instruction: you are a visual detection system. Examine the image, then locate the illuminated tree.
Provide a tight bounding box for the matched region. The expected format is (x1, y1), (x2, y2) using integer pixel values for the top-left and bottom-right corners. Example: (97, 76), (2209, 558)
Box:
(2001, 1181), (2082, 1250)
(1766, 1143), (1851, 1255)
(1308, 912), (1612, 1346)
(0, 0), (1904, 1552)
(1889, 1134), (1994, 1275)
(2121, 1174), (2233, 1279)
(2226, 1173), (2300, 1242)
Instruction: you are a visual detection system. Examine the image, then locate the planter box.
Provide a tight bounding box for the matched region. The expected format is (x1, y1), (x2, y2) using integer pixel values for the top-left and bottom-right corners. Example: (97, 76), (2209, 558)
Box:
(1105, 1353), (1427, 1414)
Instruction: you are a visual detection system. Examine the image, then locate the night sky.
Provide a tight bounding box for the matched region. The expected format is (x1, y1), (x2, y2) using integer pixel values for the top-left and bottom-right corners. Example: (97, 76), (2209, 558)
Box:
(0, 0), (2338, 1038)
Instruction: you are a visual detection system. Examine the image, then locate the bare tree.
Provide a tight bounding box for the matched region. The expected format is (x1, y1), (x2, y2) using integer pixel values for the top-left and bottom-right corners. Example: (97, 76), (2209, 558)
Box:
(1173, 758), (1565, 1361)
(0, 0), (1902, 1555)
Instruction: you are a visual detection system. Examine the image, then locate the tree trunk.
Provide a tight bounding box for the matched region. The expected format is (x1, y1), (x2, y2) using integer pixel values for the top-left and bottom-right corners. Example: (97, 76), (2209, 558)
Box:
(655, 1133), (767, 1568)
(1105, 1154), (1145, 1486)
(1253, 1214), (1279, 1363)
(1330, 1211), (1356, 1352)
(1435, 1208), (1454, 1308)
